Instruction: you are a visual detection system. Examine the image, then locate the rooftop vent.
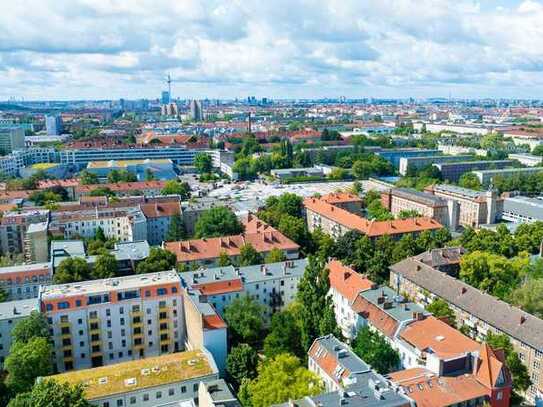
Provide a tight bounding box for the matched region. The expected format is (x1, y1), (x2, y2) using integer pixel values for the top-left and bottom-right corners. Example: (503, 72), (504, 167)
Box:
(124, 378), (137, 386)
(141, 368), (150, 376)
(98, 377), (108, 385)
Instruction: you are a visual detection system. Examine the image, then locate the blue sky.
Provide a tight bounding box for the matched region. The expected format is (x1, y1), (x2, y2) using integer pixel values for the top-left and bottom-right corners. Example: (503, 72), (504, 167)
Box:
(1, 0), (543, 100)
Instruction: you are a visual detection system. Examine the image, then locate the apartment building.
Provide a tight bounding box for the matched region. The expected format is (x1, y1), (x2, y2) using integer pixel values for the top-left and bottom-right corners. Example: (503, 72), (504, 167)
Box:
(424, 184), (501, 228)
(398, 154), (474, 176)
(432, 160), (515, 182)
(502, 195), (543, 223)
(164, 215), (299, 268)
(140, 200), (181, 245)
(49, 206), (148, 242)
(24, 221), (49, 262)
(374, 148), (440, 168)
(0, 126), (25, 154)
(304, 194), (443, 241)
(75, 181), (168, 199)
(50, 349), (219, 407)
(0, 262), (51, 301)
(86, 159), (177, 181)
(0, 209), (50, 256)
(181, 258), (307, 321)
(0, 298), (39, 367)
(390, 252), (543, 403)
(472, 166), (542, 186)
(380, 188), (453, 228)
(508, 153), (543, 167)
(40, 271), (184, 372)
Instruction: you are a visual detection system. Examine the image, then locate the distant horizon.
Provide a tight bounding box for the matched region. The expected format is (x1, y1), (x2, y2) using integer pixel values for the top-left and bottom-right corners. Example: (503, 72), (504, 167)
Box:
(2, 0), (543, 100)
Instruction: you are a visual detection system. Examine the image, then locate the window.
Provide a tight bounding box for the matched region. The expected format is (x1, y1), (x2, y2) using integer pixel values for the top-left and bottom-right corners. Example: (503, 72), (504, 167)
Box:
(181, 386), (186, 393)
(193, 383), (198, 392)
(129, 397), (136, 405)
(75, 300), (82, 307)
(169, 388), (174, 396)
(157, 288), (167, 296)
(103, 403), (110, 407)
(58, 302), (70, 310)
(156, 391), (162, 399)
(172, 287), (178, 293)
(116, 400), (123, 406)
(143, 394), (149, 402)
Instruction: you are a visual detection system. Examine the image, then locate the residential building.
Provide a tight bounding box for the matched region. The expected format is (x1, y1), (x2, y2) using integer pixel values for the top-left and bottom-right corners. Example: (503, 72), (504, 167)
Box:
(50, 349), (219, 407)
(75, 181), (168, 199)
(501, 195), (543, 223)
(164, 215), (300, 268)
(304, 193), (443, 241)
(270, 165), (333, 181)
(45, 114), (63, 135)
(398, 154), (474, 176)
(390, 252), (543, 403)
(380, 188), (453, 228)
(0, 210), (50, 257)
(140, 200), (182, 245)
(374, 148), (440, 168)
(24, 221), (49, 263)
(198, 379), (241, 407)
(181, 258), (307, 321)
(0, 298), (39, 367)
(190, 100), (203, 121)
(472, 166), (543, 186)
(424, 184), (501, 228)
(433, 160), (515, 182)
(40, 270), (184, 372)
(0, 262), (51, 301)
(86, 159), (177, 181)
(0, 127), (25, 154)
(508, 153), (543, 167)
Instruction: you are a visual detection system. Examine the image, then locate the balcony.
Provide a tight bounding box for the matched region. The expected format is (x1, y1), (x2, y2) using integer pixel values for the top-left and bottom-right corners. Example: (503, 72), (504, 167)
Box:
(90, 339), (101, 346)
(133, 343), (145, 351)
(132, 320), (143, 329)
(160, 337), (170, 346)
(61, 343), (72, 351)
(59, 321), (71, 329)
(63, 356), (74, 363)
(132, 332), (144, 340)
(91, 350), (102, 357)
(130, 310), (143, 318)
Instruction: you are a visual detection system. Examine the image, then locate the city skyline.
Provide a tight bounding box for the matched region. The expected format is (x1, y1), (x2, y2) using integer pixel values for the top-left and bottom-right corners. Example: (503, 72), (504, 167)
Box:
(2, 0), (543, 100)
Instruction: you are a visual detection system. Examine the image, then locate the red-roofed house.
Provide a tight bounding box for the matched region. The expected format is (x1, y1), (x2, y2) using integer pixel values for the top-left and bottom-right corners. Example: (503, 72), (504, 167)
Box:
(140, 201), (182, 245)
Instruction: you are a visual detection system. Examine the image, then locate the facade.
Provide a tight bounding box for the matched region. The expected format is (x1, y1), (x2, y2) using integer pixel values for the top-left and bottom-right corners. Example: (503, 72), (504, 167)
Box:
(375, 148), (440, 168)
(432, 160), (515, 182)
(304, 193), (443, 241)
(40, 270), (184, 372)
(24, 221), (49, 263)
(398, 154), (474, 176)
(51, 349), (219, 407)
(508, 153), (543, 167)
(472, 166), (542, 186)
(140, 200), (182, 245)
(0, 262), (51, 301)
(86, 159), (177, 181)
(0, 126), (25, 154)
(390, 253), (543, 403)
(0, 210), (50, 256)
(380, 188), (452, 228)
(270, 165), (332, 180)
(75, 181), (168, 199)
(0, 298), (39, 367)
(424, 184), (501, 228)
(45, 114), (63, 135)
(502, 195), (543, 223)
(198, 379), (241, 407)
(190, 100), (203, 121)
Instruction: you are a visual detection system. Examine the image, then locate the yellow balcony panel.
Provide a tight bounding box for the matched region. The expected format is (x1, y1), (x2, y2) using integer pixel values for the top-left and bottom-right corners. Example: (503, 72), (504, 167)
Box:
(91, 350), (102, 357)
(61, 332), (72, 339)
(130, 311), (143, 318)
(63, 356), (74, 363)
(62, 344), (72, 351)
(158, 316), (170, 324)
(91, 339), (101, 346)
(88, 316), (100, 323)
(160, 337), (170, 345)
(133, 343), (145, 350)
(132, 321), (143, 328)
(89, 327), (100, 334)
(158, 304), (170, 310)
(59, 321), (71, 328)
(132, 332), (144, 340)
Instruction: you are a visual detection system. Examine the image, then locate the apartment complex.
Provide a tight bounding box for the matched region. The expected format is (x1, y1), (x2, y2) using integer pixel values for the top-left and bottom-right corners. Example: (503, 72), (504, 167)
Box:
(502, 195), (543, 223)
(473, 166), (542, 186)
(390, 251), (543, 403)
(424, 184), (501, 228)
(40, 271), (184, 372)
(304, 193), (443, 240)
(398, 154), (474, 176)
(0, 298), (39, 367)
(75, 181), (168, 199)
(380, 188), (453, 228)
(433, 160), (515, 182)
(0, 209), (49, 257)
(164, 215), (300, 268)
(140, 200), (181, 245)
(374, 148), (440, 168)
(50, 349), (219, 407)
(0, 127), (25, 154)
(508, 153), (543, 167)
(0, 262), (51, 301)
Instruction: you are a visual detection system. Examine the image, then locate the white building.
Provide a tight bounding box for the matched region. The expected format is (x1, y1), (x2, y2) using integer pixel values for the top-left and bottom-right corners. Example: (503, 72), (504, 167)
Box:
(0, 298), (39, 367)
(0, 263), (52, 301)
(40, 271), (184, 372)
(45, 114), (63, 136)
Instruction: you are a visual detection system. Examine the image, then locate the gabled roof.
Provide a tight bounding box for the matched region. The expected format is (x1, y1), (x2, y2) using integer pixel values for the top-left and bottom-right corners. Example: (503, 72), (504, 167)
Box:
(328, 260), (375, 303)
(475, 343), (511, 389)
(192, 279), (244, 296)
(351, 295), (399, 338)
(140, 201), (181, 218)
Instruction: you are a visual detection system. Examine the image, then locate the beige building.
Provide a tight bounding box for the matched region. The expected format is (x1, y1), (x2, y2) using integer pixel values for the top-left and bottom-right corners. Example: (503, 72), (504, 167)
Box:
(390, 252), (543, 404)
(24, 221), (49, 263)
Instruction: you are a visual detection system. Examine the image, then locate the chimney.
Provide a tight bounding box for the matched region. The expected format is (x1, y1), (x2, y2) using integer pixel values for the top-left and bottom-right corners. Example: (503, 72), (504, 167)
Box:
(520, 316), (527, 325)
(461, 287), (467, 294)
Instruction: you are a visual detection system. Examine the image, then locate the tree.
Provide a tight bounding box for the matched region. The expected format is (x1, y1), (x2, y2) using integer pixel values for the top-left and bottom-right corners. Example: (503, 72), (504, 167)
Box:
(165, 214), (185, 241)
(391, 233), (419, 263)
(217, 251), (232, 267)
(88, 187), (114, 197)
(136, 247), (177, 274)
(0, 286), (8, 303)
(144, 168), (155, 181)
(240, 353), (323, 407)
(161, 180), (191, 200)
(12, 311), (50, 344)
(53, 258), (90, 284)
(397, 209), (421, 219)
(265, 248), (286, 264)
(5, 337), (53, 394)
(194, 152), (213, 174)
(277, 215), (310, 247)
(194, 206), (244, 238)
(333, 230), (363, 264)
(352, 326), (400, 374)
(91, 253), (118, 280)
(297, 256), (340, 351)
(94, 226), (106, 242)
(8, 379), (91, 407)
(263, 308), (304, 359)
(509, 278), (543, 319)
(224, 296), (265, 345)
(226, 344), (259, 387)
(486, 332), (531, 398)
(426, 298), (457, 327)
(79, 170), (99, 185)
(459, 173), (482, 190)
(239, 244), (262, 267)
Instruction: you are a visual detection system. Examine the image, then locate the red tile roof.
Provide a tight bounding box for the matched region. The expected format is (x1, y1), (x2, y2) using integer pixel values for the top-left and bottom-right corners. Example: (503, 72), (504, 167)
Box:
(322, 192), (363, 205)
(351, 295), (399, 338)
(203, 314), (227, 330)
(76, 180), (167, 194)
(192, 279), (244, 296)
(140, 202), (181, 218)
(308, 341), (351, 385)
(328, 260), (375, 303)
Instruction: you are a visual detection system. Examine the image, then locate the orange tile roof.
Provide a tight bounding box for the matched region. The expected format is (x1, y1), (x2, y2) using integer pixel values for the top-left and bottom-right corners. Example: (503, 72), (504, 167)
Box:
(202, 314), (227, 330)
(399, 316), (479, 360)
(140, 202), (181, 218)
(37, 179), (80, 189)
(328, 260), (375, 303)
(304, 196), (442, 238)
(192, 279), (244, 296)
(308, 341), (351, 385)
(351, 295), (399, 338)
(0, 190), (31, 200)
(388, 368), (490, 407)
(76, 180), (167, 193)
(475, 343), (511, 389)
(321, 192), (363, 205)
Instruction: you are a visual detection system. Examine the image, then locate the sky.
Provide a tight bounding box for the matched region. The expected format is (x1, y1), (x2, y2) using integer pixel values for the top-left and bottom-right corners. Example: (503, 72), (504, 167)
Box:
(1, 0), (543, 101)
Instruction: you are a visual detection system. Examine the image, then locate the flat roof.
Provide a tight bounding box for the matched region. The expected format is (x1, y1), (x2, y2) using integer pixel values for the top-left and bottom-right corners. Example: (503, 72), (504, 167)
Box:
(50, 350), (215, 400)
(0, 298), (39, 320)
(87, 159), (173, 168)
(0, 262), (50, 275)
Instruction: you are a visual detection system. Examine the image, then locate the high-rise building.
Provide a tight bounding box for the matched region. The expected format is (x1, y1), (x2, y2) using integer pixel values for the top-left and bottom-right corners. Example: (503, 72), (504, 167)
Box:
(45, 114), (63, 136)
(0, 127), (25, 154)
(161, 91), (170, 105)
(189, 100), (203, 121)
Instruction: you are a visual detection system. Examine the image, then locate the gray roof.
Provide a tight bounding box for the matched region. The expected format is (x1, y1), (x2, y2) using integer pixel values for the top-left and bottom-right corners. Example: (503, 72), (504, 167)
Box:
(0, 298), (39, 320)
(26, 221), (48, 233)
(503, 195), (543, 221)
(391, 188), (447, 207)
(432, 184), (484, 199)
(390, 257), (543, 351)
(51, 240), (86, 258)
(361, 286), (426, 324)
(181, 259), (307, 287)
(414, 247), (465, 268)
(111, 241), (150, 261)
(434, 159), (514, 169)
(200, 379), (241, 407)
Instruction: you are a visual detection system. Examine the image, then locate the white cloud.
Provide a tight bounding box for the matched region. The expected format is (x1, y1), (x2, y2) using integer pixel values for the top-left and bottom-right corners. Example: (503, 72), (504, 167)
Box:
(1, 0), (543, 99)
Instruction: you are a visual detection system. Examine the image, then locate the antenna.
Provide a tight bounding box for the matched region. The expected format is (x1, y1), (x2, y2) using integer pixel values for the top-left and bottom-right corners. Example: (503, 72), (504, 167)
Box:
(166, 73), (172, 102)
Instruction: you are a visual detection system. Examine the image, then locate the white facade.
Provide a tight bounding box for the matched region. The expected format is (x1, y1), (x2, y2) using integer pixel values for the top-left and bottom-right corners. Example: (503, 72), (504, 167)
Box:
(0, 298), (39, 367)
(0, 263), (52, 301)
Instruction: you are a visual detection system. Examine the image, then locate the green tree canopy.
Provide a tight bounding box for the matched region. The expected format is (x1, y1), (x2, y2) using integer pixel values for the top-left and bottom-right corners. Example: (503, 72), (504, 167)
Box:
(263, 307), (304, 359)
(161, 180), (191, 200)
(458, 173), (482, 190)
(224, 296), (265, 346)
(239, 353), (323, 407)
(426, 298), (457, 327)
(11, 311), (50, 344)
(91, 253), (118, 280)
(239, 244), (262, 267)
(194, 206), (244, 238)
(136, 247), (177, 274)
(226, 343), (259, 387)
(217, 251), (232, 267)
(8, 379), (91, 407)
(194, 152), (213, 174)
(53, 257), (91, 284)
(264, 248), (286, 264)
(509, 278), (543, 319)
(165, 213), (185, 242)
(79, 170), (99, 185)
(352, 326), (400, 374)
